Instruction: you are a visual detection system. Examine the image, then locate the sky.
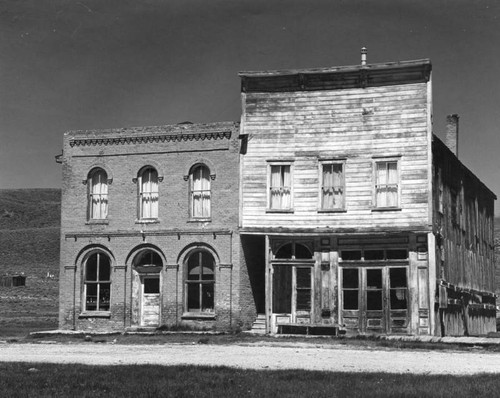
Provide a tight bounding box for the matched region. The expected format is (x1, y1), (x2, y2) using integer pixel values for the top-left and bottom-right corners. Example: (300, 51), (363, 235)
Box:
(1, 0), (500, 212)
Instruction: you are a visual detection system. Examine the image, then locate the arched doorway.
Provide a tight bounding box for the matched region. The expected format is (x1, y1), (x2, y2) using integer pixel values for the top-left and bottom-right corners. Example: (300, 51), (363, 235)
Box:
(132, 249), (163, 327)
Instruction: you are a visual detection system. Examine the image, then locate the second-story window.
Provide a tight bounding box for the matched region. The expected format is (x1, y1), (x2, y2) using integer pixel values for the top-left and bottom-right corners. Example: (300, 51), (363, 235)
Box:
(269, 164), (292, 210)
(374, 160), (399, 208)
(321, 162), (344, 210)
(190, 165), (211, 219)
(89, 168), (108, 220)
(139, 167), (159, 219)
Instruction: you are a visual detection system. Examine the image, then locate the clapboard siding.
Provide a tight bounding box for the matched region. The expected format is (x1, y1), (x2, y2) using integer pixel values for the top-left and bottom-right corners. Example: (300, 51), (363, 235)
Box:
(241, 82), (431, 231)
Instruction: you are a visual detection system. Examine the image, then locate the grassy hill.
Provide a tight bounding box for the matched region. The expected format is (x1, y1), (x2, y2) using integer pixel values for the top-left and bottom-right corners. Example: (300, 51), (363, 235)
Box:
(0, 189), (61, 336)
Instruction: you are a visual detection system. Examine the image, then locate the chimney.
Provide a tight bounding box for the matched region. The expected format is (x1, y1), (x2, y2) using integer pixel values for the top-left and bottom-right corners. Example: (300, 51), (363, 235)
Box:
(361, 47), (367, 66)
(445, 114), (459, 157)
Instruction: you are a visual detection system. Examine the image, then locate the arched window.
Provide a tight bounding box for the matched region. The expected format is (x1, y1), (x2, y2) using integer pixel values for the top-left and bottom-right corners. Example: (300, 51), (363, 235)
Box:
(89, 168), (108, 220)
(134, 250), (163, 267)
(185, 250), (215, 313)
(190, 165), (211, 219)
(138, 167), (159, 219)
(275, 242), (313, 260)
(84, 252), (111, 312)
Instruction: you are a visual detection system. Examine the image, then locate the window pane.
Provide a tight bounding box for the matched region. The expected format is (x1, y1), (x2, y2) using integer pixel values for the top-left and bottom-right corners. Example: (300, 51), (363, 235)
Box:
(98, 254), (110, 281)
(99, 283), (111, 311)
(86, 284), (97, 311)
(144, 278), (160, 294)
(366, 269), (382, 289)
(367, 291), (382, 310)
(390, 268), (407, 288)
(275, 243), (293, 259)
(341, 251), (361, 261)
(86, 254), (98, 281)
(386, 250), (407, 260)
(343, 290), (358, 310)
(342, 268), (359, 289)
(390, 289), (407, 310)
(295, 243), (313, 259)
(364, 250), (384, 260)
(136, 250), (163, 267)
(192, 165), (210, 218)
(270, 165), (291, 209)
(296, 289), (311, 311)
(201, 284), (214, 311)
(187, 283), (200, 311)
(272, 265), (292, 313)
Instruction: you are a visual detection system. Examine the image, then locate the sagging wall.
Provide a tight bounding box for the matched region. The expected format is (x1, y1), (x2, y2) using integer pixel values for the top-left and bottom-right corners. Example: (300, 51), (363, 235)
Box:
(432, 136), (497, 336)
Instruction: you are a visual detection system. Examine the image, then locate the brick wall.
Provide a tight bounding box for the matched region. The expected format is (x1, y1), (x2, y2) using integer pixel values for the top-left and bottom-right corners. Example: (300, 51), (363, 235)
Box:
(58, 122), (254, 331)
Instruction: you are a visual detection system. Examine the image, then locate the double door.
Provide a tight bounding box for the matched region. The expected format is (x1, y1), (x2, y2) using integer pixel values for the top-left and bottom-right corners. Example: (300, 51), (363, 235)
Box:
(341, 266), (409, 334)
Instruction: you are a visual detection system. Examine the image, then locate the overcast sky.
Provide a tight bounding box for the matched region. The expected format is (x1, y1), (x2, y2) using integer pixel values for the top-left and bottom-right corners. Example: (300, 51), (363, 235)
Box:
(1, 0), (500, 212)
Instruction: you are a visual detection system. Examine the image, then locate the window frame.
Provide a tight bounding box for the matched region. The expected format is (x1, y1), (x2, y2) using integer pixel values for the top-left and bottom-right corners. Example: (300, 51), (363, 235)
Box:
(372, 157), (401, 210)
(82, 251), (111, 314)
(137, 166), (159, 221)
(318, 159), (346, 212)
(88, 168), (109, 221)
(184, 250), (216, 316)
(266, 160), (294, 213)
(189, 164), (212, 221)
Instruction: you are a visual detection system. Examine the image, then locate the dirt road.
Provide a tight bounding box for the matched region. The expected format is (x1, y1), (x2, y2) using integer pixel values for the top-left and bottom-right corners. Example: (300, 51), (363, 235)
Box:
(1, 342), (500, 374)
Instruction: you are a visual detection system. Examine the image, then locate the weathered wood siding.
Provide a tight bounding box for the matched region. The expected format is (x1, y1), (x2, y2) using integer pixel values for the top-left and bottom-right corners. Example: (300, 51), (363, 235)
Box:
(432, 137), (496, 335)
(241, 83), (431, 232)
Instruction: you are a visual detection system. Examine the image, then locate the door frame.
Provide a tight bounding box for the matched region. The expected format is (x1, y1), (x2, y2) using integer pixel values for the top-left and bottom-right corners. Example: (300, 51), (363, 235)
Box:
(139, 274), (161, 327)
(340, 265), (409, 334)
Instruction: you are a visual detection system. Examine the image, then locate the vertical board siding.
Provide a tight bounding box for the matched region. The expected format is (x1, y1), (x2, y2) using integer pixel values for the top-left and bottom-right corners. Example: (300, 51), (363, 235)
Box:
(241, 83), (430, 231)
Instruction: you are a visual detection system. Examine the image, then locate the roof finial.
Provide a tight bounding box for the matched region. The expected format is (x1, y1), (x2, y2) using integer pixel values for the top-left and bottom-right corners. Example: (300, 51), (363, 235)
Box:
(361, 47), (367, 66)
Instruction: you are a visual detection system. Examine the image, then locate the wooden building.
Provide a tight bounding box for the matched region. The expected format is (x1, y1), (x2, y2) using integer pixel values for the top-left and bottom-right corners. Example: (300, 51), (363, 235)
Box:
(239, 58), (496, 336)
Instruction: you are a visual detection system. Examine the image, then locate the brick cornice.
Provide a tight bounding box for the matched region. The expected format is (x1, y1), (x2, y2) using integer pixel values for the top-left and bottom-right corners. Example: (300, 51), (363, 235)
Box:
(69, 130), (232, 148)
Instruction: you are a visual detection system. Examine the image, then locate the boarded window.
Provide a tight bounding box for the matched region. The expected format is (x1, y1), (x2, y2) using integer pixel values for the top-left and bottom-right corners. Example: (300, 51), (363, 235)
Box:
(269, 164), (291, 209)
(191, 165), (211, 218)
(321, 162), (344, 210)
(144, 277), (160, 294)
(375, 161), (398, 207)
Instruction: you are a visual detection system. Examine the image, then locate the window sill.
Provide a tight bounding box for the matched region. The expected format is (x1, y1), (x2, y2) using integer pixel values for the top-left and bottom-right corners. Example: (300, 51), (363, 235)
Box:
(135, 219), (160, 224)
(182, 313), (216, 320)
(318, 209), (347, 213)
(79, 311), (111, 319)
(371, 207), (402, 212)
(86, 219), (109, 225)
(187, 218), (212, 223)
(266, 209), (294, 213)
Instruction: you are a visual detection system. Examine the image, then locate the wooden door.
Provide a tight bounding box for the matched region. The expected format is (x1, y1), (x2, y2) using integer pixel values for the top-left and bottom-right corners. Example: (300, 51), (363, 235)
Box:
(141, 276), (160, 326)
(341, 267), (386, 334)
(272, 264), (313, 326)
(387, 267), (409, 333)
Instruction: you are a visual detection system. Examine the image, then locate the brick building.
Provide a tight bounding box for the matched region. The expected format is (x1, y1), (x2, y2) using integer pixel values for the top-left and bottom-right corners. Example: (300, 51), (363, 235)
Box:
(59, 56), (496, 336)
(58, 122), (254, 331)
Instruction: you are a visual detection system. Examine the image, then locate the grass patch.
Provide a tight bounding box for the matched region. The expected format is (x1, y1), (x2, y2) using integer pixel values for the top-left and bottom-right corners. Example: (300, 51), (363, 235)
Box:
(0, 363), (498, 397)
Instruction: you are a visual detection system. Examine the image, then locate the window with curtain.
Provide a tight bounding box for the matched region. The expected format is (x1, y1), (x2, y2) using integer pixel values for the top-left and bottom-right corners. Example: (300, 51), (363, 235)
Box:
(190, 165), (211, 218)
(375, 160), (399, 208)
(186, 250), (215, 313)
(84, 252), (111, 312)
(139, 167), (159, 219)
(269, 164), (291, 210)
(89, 168), (108, 220)
(321, 162), (344, 210)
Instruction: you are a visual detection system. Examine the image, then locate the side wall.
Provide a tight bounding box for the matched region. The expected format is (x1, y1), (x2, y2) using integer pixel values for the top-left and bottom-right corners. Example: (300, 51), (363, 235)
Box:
(432, 137), (496, 335)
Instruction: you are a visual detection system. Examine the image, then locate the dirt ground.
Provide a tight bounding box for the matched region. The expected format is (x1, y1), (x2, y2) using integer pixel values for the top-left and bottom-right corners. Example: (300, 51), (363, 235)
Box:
(1, 341), (499, 375)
